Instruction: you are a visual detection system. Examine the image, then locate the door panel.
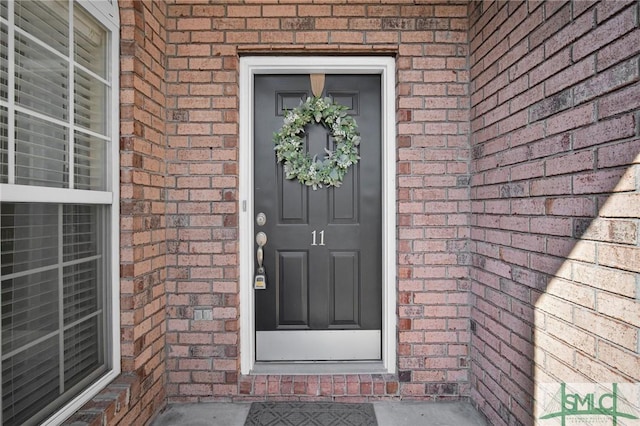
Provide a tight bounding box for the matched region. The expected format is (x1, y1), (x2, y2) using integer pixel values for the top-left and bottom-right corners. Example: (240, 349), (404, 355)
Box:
(277, 251), (309, 327)
(329, 251), (360, 327)
(254, 74), (382, 361)
(279, 178), (306, 223)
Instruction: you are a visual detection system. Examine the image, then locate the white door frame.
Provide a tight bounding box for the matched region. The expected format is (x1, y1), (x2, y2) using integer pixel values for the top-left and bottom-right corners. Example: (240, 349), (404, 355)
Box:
(238, 56), (396, 375)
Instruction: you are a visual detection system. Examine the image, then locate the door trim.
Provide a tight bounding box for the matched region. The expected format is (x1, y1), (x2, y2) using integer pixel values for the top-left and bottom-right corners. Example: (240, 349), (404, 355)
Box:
(239, 56), (396, 375)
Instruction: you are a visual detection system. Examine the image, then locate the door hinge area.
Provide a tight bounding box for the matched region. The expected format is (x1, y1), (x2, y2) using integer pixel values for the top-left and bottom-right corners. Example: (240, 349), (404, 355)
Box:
(242, 200), (247, 212)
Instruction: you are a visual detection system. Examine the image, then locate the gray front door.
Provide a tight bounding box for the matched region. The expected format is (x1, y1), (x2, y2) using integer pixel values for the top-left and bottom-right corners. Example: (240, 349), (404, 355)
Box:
(253, 74), (382, 361)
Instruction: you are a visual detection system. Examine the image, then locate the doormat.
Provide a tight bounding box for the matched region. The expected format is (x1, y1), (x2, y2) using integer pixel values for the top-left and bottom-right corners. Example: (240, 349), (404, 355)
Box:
(244, 402), (378, 426)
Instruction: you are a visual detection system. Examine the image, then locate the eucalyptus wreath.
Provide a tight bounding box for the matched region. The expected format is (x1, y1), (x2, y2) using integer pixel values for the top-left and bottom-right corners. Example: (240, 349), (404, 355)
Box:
(273, 96), (361, 189)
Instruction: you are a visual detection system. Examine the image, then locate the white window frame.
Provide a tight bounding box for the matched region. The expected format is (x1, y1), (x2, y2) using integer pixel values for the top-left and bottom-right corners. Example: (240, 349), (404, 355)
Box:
(0, 1), (120, 424)
(238, 56), (397, 375)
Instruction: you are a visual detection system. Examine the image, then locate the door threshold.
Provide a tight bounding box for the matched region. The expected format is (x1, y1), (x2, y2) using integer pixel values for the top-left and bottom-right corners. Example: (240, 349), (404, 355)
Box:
(250, 361), (387, 375)
(256, 330), (381, 361)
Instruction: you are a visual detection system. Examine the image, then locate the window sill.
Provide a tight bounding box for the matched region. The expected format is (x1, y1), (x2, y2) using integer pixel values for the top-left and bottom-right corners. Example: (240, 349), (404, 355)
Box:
(61, 373), (141, 426)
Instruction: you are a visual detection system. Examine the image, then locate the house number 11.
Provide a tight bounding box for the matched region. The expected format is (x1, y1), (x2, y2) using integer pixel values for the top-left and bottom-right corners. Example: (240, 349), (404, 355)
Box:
(311, 230), (325, 246)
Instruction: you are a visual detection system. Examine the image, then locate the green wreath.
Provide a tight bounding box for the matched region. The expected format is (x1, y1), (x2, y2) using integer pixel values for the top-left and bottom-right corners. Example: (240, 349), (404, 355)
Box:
(273, 96), (361, 189)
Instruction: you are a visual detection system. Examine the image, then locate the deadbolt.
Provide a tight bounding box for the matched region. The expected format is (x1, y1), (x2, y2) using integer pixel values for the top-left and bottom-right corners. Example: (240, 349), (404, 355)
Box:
(256, 212), (267, 227)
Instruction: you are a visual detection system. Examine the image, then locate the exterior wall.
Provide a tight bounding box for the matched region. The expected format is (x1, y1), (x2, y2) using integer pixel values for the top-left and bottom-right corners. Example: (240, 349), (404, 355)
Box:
(163, 1), (471, 402)
(468, 1), (640, 425)
(65, 1), (169, 425)
(64, 0), (640, 424)
(118, 0), (170, 422)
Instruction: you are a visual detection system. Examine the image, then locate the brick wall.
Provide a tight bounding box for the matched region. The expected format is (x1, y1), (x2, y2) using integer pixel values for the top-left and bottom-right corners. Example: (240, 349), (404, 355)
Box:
(118, 0), (169, 422)
(468, 1), (640, 425)
(65, 1), (169, 425)
(65, 0), (640, 424)
(163, 1), (471, 402)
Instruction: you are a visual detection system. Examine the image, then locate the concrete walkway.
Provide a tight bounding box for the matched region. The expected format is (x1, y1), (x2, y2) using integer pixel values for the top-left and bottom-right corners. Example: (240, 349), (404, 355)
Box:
(151, 401), (488, 426)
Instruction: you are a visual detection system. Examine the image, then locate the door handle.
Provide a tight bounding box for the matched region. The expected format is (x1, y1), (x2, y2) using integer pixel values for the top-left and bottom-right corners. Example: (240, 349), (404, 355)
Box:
(254, 232), (268, 290)
(256, 232), (267, 271)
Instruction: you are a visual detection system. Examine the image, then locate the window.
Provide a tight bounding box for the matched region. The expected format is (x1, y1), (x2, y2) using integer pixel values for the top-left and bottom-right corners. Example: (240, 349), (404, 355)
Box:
(0, 1), (119, 425)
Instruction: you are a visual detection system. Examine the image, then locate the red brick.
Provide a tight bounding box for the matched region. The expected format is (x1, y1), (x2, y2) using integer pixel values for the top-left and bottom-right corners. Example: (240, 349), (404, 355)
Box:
(537, 293), (573, 323)
(573, 168), (635, 194)
(545, 197), (595, 217)
(177, 18), (212, 31)
(573, 5), (637, 60)
(573, 0), (598, 18)
(528, 89), (572, 122)
(530, 217), (573, 236)
(333, 5), (366, 17)
(545, 103), (595, 136)
(497, 74), (528, 104)
(509, 45), (544, 81)
(192, 5), (224, 17)
(575, 308), (637, 351)
(497, 39), (526, 75)
(262, 5), (296, 17)
(547, 150), (594, 178)
(534, 330), (575, 368)
(544, 11), (595, 57)
(598, 82), (640, 119)
(573, 115), (636, 149)
(598, 344), (640, 380)
(544, 55), (595, 96)
(551, 318), (597, 354)
(597, 292), (640, 329)
(575, 57), (639, 104)
(315, 17), (349, 30)
(573, 262), (636, 297)
(597, 138), (640, 168)
(596, 29), (640, 70)
(498, 109), (528, 134)
(530, 176), (572, 196)
(483, 38), (509, 76)
(227, 5), (260, 17)
(574, 352), (630, 383)
(530, 3), (571, 49)
(530, 48), (572, 87)
(598, 246), (640, 272)
(511, 198), (545, 215)
(434, 5), (467, 17)
(508, 5), (543, 48)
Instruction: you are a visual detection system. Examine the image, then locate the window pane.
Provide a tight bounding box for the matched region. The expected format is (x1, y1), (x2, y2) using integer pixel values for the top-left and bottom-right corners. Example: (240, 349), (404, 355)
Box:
(2, 336), (60, 426)
(1, 106), (7, 183)
(64, 316), (102, 390)
(15, 111), (68, 187)
(63, 260), (99, 325)
(63, 204), (98, 261)
(1, 0), (7, 20)
(1, 22), (7, 101)
(1, 203), (58, 276)
(74, 5), (107, 78)
(74, 131), (106, 190)
(75, 68), (106, 135)
(15, 0), (68, 56)
(15, 33), (69, 121)
(1, 269), (59, 354)
(1, 202), (108, 424)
